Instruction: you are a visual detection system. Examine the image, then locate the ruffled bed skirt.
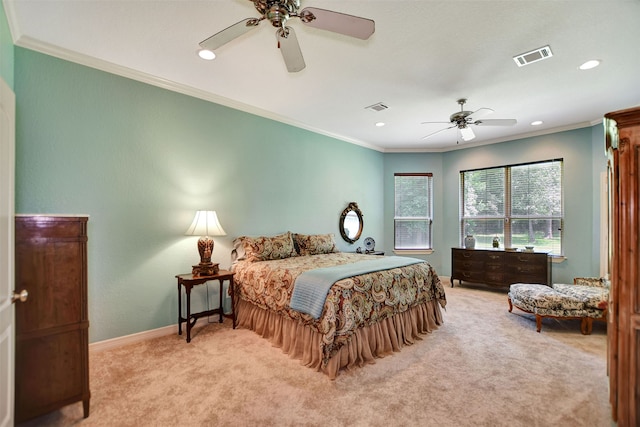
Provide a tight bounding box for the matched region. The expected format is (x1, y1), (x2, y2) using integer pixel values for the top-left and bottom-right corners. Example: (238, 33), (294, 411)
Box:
(236, 299), (444, 379)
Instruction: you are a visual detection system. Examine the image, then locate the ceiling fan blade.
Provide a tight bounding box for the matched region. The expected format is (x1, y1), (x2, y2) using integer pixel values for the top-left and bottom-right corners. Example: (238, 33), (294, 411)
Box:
(277, 27), (306, 73)
(467, 108), (494, 121)
(299, 7), (375, 40)
(474, 119), (517, 126)
(460, 126), (476, 141)
(422, 125), (456, 140)
(421, 121), (451, 125)
(199, 18), (260, 51)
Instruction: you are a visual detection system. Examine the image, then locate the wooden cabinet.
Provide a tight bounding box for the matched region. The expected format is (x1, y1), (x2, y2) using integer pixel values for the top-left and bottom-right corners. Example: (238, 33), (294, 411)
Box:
(14, 215), (90, 423)
(604, 106), (640, 426)
(451, 248), (551, 288)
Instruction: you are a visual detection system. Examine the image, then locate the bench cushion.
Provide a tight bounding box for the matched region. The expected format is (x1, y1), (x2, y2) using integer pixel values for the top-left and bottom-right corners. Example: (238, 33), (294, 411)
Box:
(509, 283), (585, 310)
(552, 283), (608, 310)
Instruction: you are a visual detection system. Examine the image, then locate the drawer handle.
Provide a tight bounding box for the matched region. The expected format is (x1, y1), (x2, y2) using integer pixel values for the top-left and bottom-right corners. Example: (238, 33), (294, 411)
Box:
(463, 252), (472, 258)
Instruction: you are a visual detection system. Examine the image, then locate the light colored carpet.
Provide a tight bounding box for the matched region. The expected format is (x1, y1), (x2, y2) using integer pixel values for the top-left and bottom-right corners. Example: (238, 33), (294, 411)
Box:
(21, 279), (611, 426)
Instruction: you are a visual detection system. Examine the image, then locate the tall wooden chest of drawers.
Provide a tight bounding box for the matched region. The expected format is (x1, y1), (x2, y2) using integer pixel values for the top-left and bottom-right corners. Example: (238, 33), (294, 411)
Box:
(451, 248), (551, 288)
(604, 105), (640, 426)
(14, 215), (90, 422)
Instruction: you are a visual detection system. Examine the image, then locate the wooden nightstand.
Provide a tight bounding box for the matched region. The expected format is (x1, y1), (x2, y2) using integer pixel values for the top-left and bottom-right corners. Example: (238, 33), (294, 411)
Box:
(176, 270), (235, 343)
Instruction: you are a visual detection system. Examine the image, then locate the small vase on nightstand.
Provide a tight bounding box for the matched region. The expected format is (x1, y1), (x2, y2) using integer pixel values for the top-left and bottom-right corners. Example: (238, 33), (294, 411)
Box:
(464, 234), (476, 249)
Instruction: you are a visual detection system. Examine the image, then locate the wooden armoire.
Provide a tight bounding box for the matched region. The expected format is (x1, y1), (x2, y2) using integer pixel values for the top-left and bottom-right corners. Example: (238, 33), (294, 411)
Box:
(14, 215), (90, 423)
(604, 106), (640, 426)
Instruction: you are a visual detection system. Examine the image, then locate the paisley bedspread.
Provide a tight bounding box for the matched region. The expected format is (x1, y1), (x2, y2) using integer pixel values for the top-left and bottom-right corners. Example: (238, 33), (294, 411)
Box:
(232, 252), (447, 364)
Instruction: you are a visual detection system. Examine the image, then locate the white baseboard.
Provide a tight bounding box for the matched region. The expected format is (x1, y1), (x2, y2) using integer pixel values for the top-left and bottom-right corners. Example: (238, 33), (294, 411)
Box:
(89, 324), (176, 353)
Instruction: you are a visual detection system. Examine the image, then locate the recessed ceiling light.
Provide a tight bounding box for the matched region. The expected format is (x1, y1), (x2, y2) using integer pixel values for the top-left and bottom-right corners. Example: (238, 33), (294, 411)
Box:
(198, 49), (216, 60)
(579, 59), (600, 70)
(375, 122), (385, 127)
(531, 120), (543, 126)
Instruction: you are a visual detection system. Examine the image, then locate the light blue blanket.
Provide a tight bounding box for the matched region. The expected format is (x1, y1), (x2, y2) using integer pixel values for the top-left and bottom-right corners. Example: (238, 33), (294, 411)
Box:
(290, 256), (424, 319)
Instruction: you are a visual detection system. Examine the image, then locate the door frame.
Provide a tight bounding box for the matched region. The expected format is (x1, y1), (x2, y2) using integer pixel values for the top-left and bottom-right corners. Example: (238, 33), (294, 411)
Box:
(0, 76), (16, 427)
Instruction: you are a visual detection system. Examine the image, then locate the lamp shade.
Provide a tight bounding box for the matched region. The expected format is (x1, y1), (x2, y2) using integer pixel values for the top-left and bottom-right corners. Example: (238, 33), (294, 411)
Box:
(185, 211), (227, 237)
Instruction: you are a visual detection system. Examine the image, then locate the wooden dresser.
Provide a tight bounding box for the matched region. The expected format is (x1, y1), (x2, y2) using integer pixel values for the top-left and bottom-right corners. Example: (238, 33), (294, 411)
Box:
(451, 248), (551, 288)
(14, 215), (90, 422)
(604, 106), (640, 426)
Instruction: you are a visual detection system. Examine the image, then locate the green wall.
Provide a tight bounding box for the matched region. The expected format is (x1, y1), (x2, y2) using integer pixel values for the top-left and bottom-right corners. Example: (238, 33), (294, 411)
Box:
(14, 48), (384, 342)
(13, 41), (607, 343)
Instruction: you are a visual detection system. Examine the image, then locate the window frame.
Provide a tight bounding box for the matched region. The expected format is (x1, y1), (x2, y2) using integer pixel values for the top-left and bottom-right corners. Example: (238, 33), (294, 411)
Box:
(394, 173), (434, 251)
(460, 159), (564, 256)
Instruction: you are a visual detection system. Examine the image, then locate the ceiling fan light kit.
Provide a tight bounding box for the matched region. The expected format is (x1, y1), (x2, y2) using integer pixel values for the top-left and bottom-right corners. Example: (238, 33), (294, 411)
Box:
(459, 126), (475, 142)
(198, 1), (375, 72)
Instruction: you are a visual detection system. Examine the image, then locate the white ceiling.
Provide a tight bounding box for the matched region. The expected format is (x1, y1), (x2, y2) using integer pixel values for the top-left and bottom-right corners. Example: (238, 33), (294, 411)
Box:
(4, 0), (640, 152)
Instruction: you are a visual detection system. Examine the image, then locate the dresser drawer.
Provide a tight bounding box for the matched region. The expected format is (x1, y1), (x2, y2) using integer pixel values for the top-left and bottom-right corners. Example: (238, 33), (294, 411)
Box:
(486, 252), (505, 263)
(485, 263), (503, 273)
(485, 272), (505, 283)
(452, 249), (484, 261)
(505, 252), (547, 264)
(506, 263), (546, 275)
(453, 259), (484, 271)
(455, 269), (486, 282)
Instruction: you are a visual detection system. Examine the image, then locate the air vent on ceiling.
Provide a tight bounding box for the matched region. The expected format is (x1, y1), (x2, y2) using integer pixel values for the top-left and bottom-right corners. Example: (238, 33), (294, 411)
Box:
(513, 45), (553, 67)
(365, 102), (388, 112)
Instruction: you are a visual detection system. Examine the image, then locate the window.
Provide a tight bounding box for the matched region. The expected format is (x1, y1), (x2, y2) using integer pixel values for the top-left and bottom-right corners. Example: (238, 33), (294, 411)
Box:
(394, 173), (433, 250)
(460, 159), (563, 255)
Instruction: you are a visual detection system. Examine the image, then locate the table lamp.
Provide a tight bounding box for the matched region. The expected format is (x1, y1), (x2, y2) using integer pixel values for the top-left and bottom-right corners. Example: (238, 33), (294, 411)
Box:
(185, 210), (226, 276)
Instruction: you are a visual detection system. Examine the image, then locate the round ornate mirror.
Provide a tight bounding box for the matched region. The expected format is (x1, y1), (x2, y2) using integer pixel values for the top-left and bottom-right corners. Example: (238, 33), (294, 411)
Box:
(339, 202), (363, 244)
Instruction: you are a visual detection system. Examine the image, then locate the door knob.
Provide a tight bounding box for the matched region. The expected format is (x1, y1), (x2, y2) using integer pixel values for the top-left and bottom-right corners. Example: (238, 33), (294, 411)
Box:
(11, 289), (28, 303)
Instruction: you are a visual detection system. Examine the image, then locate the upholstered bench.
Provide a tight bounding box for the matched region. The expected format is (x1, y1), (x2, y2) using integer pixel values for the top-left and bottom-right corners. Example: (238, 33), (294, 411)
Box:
(508, 279), (608, 334)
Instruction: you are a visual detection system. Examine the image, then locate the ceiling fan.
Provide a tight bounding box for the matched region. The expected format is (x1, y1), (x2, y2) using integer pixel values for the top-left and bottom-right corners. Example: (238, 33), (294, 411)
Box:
(198, 0), (375, 72)
(421, 98), (517, 143)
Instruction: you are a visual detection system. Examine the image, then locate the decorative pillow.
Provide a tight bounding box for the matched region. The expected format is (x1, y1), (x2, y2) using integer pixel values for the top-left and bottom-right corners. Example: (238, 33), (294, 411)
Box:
(235, 232), (297, 262)
(574, 277), (608, 288)
(293, 233), (338, 256)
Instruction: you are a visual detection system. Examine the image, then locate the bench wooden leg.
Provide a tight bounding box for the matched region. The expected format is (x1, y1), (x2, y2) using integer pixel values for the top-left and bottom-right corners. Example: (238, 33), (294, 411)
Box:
(535, 314), (542, 333)
(508, 296), (513, 312)
(580, 318), (593, 335)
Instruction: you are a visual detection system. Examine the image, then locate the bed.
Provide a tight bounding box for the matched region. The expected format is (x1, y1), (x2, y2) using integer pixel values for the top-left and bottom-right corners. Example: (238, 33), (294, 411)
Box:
(231, 232), (447, 379)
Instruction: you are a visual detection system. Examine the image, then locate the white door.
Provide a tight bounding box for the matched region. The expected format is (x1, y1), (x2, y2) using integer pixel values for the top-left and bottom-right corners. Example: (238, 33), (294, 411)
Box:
(0, 77), (16, 427)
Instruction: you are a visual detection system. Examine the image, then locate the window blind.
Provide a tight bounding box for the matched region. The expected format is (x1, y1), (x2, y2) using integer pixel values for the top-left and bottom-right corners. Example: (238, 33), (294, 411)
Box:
(460, 159), (563, 255)
(394, 173), (433, 250)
